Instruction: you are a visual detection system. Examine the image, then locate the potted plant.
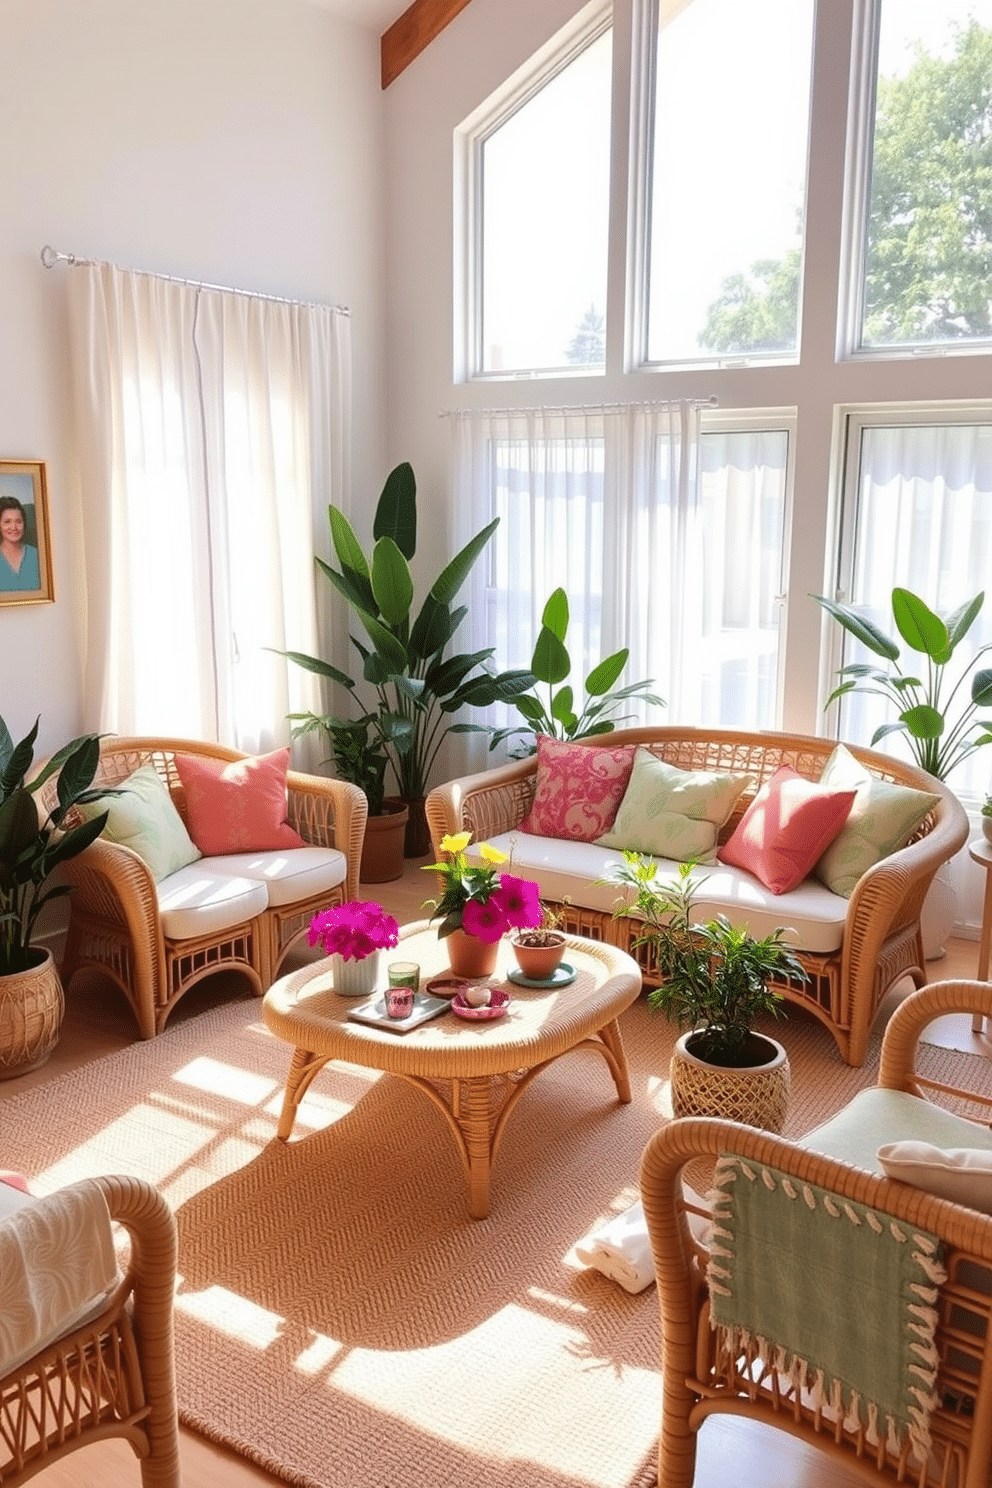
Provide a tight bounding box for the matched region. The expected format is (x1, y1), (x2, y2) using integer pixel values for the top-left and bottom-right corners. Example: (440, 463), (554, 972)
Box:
(293, 715), (409, 884)
(423, 831), (543, 978)
(489, 587), (665, 755)
(610, 855), (807, 1132)
(0, 714), (111, 1077)
(284, 461), (535, 857)
(307, 899), (400, 997)
(508, 901), (569, 981)
(814, 586), (992, 781)
(815, 586), (992, 954)
(982, 795), (992, 844)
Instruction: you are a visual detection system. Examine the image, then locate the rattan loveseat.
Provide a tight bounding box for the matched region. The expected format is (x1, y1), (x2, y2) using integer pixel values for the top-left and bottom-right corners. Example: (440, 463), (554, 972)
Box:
(425, 727), (968, 1066)
(35, 737), (366, 1039)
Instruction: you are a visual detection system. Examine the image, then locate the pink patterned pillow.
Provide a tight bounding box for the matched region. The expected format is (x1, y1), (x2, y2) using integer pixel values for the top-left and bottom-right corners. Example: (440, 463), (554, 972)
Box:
(718, 764), (856, 895)
(521, 736), (637, 842)
(175, 747), (306, 856)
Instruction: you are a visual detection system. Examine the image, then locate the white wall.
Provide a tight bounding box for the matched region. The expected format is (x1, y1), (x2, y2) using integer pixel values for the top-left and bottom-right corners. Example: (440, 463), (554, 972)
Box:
(0, 0), (387, 757)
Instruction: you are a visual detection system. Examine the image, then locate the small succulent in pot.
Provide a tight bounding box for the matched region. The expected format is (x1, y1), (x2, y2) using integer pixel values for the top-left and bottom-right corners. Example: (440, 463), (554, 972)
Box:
(509, 901), (568, 979)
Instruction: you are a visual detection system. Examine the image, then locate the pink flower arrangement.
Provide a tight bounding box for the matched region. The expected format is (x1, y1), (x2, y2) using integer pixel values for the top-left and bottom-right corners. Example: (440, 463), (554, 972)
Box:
(424, 832), (543, 944)
(307, 900), (400, 962)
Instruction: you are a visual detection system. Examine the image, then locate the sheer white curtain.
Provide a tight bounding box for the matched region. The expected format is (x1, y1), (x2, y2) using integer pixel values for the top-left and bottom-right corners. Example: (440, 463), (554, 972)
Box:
(67, 261), (350, 764)
(448, 400), (702, 775)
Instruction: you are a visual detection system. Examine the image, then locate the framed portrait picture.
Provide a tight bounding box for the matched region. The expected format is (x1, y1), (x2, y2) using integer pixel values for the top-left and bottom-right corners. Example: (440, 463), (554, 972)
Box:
(0, 461), (54, 606)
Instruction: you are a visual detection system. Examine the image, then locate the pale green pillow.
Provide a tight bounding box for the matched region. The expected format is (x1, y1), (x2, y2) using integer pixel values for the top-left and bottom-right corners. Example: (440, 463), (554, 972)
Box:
(814, 743), (939, 897)
(595, 748), (753, 863)
(77, 764), (201, 883)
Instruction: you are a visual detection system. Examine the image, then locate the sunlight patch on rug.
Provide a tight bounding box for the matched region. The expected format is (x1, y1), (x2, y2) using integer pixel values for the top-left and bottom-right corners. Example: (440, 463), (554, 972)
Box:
(326, 1302), (659, 1488)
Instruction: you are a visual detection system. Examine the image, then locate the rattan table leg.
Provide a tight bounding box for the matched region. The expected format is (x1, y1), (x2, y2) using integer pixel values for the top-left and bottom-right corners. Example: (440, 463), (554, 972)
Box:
(275, 1045), (330, 1140)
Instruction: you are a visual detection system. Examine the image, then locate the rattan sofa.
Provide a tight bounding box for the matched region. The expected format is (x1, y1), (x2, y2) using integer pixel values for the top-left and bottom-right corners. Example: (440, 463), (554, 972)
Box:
(34, 737), (367, 1039)
(0, 1173), (179, 1487)
(640, 978), (992, 1488)
(425, 727), (969, 1066)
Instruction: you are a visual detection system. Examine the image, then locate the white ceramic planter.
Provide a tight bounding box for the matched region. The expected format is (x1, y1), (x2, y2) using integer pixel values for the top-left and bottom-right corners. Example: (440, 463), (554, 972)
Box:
(330, 950), (380, 997)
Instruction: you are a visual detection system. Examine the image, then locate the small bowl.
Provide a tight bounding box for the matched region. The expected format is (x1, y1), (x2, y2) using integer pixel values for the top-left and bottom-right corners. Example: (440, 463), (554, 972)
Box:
(450, 987), (511, 1021)
(425, 975), (470, 1000)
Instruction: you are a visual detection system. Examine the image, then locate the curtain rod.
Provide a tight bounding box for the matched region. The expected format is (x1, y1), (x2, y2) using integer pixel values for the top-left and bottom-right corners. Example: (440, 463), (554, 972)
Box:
(40, 245), (351, 318)
(440, 395), (718, 417)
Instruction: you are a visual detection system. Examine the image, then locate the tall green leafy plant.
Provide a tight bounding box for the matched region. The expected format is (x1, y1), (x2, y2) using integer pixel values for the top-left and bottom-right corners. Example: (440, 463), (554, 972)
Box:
(0, 715), (110, 976)
(285, 462), (534, 804)
(490, 588), (664, 753)
(815, 587), (992, 780)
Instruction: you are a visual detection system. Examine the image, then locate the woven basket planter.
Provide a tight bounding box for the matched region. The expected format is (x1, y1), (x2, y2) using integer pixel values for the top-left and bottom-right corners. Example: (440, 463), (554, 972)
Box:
(0, 948), (65, 1080)
(669, 1030), (790, 1134)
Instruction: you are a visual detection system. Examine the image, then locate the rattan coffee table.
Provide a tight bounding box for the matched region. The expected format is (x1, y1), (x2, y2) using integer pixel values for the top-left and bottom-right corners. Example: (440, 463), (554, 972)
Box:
(262, 920), (643, 1218)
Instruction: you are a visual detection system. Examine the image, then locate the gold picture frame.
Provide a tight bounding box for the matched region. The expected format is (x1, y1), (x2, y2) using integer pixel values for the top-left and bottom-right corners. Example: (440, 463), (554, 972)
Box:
(0, 461), (54, 605)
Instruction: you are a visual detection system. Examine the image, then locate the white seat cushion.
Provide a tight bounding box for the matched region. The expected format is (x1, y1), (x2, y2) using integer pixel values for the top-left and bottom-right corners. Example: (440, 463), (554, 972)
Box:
(478, 833), (850, 955)
(199, 847), (346, 908)
(798, 1087), (992, 1171)
(156, 864), (269, 940)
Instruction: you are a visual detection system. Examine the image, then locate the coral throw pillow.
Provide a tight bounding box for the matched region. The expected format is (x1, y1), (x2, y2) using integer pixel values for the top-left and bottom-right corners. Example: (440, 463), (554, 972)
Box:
(718, 764), (856, 895)
(520, 735), (637, 842)
(175, 747), (306, 856)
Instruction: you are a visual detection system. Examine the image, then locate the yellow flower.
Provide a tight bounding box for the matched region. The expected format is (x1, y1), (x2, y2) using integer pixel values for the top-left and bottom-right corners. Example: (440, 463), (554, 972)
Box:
(440, 831), (472, 855)
(478, 842), (508, 865)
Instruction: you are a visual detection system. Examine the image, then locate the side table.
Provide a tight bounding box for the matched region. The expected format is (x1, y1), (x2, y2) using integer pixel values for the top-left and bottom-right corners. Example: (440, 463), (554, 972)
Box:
(969, 835), (992, 1032)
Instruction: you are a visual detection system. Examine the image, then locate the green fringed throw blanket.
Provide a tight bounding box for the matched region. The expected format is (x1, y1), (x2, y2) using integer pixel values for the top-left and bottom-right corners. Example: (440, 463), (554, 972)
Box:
(707, 1155), (946, 1460)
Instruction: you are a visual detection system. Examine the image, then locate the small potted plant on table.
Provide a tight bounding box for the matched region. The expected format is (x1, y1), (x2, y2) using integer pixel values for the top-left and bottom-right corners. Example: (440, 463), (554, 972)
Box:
(610, 854), (807, 1132)
(423, 831), (543, 979)
(982, 795), (992, 844)
(508, 902), (569, 982)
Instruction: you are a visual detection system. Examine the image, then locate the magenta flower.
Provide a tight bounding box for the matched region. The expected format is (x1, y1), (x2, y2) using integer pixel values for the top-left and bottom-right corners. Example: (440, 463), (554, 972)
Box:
(307, 900), (400, 961)
(462, 896), (511, 943)
(494, 875), (542, 930)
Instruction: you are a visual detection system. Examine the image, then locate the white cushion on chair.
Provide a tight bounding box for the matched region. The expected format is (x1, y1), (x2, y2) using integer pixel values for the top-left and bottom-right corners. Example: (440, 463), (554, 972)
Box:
(798, 1087), (992, 1174)
(199, 847), (346, 907)
(156, 864), (269, 940)
(0, 1181), (119, 1378)
(877, 1143), (992, 1215)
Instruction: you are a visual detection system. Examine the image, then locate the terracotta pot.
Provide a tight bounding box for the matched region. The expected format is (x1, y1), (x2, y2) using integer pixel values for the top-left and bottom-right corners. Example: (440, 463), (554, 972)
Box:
(403, 797), (433, 858)
(669, 1030), (790, 1133)
(360, 799), (409, 884)
(0, 947), (65, 1080)
(445, 928), (499, 979)
(510, 931), (567, 981)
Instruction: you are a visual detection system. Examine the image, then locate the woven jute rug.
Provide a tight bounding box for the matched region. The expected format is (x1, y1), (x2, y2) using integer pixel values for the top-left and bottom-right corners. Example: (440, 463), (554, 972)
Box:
(0, 987), (977, 1488)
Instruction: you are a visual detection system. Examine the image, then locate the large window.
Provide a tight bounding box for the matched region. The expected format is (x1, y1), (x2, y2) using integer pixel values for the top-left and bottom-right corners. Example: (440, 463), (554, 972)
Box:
(469, 14), (612, 377)
(854, 0), (992, 353)
(645, 0), (815, 366)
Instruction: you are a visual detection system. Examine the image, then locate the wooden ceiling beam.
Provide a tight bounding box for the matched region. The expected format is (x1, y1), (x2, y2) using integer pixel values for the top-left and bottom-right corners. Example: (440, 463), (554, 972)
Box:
(381, 0), (474, 89)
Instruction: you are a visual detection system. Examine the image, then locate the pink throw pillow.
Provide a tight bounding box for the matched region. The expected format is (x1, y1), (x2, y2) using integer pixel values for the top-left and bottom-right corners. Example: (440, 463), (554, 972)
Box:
(717, 764), (856, 895)
(521, 735), (637, 842)
(175, 747), (306, 856)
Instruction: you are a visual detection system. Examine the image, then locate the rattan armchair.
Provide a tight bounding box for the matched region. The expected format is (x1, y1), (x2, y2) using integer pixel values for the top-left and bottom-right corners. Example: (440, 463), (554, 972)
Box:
(34, 736), (367, 1038)
(0, 1174), (179, 1487)
(640, 978), (992, 1488)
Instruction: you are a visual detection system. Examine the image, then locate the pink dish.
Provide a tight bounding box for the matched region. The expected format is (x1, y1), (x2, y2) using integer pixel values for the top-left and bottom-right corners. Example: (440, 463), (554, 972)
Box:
(450, 988), (511, 1021)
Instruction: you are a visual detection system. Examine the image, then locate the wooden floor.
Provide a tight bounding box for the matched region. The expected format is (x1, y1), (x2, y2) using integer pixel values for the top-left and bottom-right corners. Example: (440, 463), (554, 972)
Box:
(3, 855), (987, 1488)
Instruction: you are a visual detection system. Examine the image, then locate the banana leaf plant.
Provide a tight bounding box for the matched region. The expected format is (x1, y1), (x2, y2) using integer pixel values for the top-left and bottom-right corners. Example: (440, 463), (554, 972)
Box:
(815, 586), (992, 781)
(489, 587), (665, 754)
(285, 462), (534, 810)
(0, 715), (111, 976)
